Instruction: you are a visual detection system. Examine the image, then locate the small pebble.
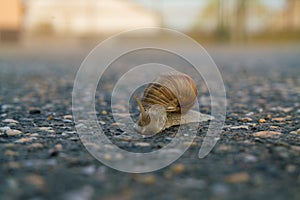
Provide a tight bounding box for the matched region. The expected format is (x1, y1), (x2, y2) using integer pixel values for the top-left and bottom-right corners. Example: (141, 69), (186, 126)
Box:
(258, 119), (266, 123)
(63, 115), (73, 119)
(39, 127), (52, 131)
(183, 141), (197, 147)
(245, 112), (254, 116)
(30, 133), (40, 137)
(171, 163), (185, 174)
(253, 131), (282, 138)
(134, 142), (151, 147)
(99, 121), (106, 125)
(62, 131), (76, 135)
(230, 125), (249, 130)
(282, 107), (293, 113)
(101, 110), (108, 115)
(271, 107), (293, 113)
(272, 117), (285, 122)
(243, 154), (258, 163)
(291, 146), (300, 151)
(6, 129), (22, 136)
(286, 165), (296, 173)
(69, 137), (79, 141)
(15, 137), (32, 143)
(55, 144), (63, 151)
(28, 137), (37, 141)
(111, 122), (123, 126)
(2, 119), (19, 124)
(63, 119), (73, 123)
(20, 118), (34, 122)
(38, 127), (54, 132)
(61, 133), (68, 136)
(239, 117), (253, 122)
(81, 165), (96, 175)
(0, 126), (11, 131)
(118, 136), (132, 141)
(225, 172), (250, 183)
(104, 154), (112, 161)
(1, 104), (13, 112)
(290, 128), (300, 135)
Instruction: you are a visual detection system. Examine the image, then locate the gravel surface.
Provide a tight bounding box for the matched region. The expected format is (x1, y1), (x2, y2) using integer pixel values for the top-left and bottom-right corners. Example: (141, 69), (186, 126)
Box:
(0, 42), (299, 200)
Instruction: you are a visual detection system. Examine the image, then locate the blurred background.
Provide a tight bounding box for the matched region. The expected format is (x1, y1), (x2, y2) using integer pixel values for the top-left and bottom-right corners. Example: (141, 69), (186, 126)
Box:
(0, 0), (299, 45)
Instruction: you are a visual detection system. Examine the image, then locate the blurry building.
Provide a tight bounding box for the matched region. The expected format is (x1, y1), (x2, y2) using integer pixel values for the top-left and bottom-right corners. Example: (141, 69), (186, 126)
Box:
(24, 0), (160, 36)
(0, 0), (23, 41)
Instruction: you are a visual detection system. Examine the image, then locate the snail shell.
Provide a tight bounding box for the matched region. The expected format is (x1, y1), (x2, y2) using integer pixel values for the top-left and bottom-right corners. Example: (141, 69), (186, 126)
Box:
(134, 71), (213, 135)
(142, 71), (198, 114)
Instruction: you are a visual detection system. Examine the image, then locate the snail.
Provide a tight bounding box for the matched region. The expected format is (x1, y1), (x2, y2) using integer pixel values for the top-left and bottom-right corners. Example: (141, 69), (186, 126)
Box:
(133, 71), (213, 135)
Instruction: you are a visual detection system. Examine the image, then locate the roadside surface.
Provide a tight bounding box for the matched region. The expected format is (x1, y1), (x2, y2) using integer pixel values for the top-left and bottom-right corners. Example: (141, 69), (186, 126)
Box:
(0, 42), (299, 200)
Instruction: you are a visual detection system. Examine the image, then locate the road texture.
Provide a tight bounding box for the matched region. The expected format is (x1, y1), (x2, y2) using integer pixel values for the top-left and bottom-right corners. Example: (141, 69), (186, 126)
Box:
(0, 41), (299, 200)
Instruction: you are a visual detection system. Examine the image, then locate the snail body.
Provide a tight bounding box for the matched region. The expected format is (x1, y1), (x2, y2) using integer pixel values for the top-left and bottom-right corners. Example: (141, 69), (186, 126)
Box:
(134, 71), (213, 135)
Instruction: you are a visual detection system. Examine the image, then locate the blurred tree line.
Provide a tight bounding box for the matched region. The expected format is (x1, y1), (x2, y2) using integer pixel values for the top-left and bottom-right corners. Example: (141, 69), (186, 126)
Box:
(192, 0), (300, 43)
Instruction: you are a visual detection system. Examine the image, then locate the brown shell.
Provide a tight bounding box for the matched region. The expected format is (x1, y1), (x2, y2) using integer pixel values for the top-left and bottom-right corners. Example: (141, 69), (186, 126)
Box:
(141, 71), (198, 114)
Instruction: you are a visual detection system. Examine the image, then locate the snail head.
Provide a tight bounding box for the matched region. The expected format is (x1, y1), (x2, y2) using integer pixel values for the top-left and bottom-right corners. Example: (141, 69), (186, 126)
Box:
(133, 95), (167, 135)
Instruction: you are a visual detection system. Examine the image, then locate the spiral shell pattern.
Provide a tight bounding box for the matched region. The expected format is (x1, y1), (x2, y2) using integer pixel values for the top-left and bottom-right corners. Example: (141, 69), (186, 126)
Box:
(141, 71), (198, 114)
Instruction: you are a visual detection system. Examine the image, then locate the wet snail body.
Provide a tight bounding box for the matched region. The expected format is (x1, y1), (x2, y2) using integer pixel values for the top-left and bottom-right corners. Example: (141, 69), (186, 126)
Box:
(134, 71), (213, 135)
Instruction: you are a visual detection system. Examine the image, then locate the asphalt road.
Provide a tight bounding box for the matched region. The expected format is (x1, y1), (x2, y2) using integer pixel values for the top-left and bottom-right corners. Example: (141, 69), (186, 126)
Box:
(0, 41), (299, 200)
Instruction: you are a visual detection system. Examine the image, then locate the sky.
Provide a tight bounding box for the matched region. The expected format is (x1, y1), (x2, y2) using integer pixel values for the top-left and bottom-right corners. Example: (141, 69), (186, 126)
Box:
(132, 0), (286, 31)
